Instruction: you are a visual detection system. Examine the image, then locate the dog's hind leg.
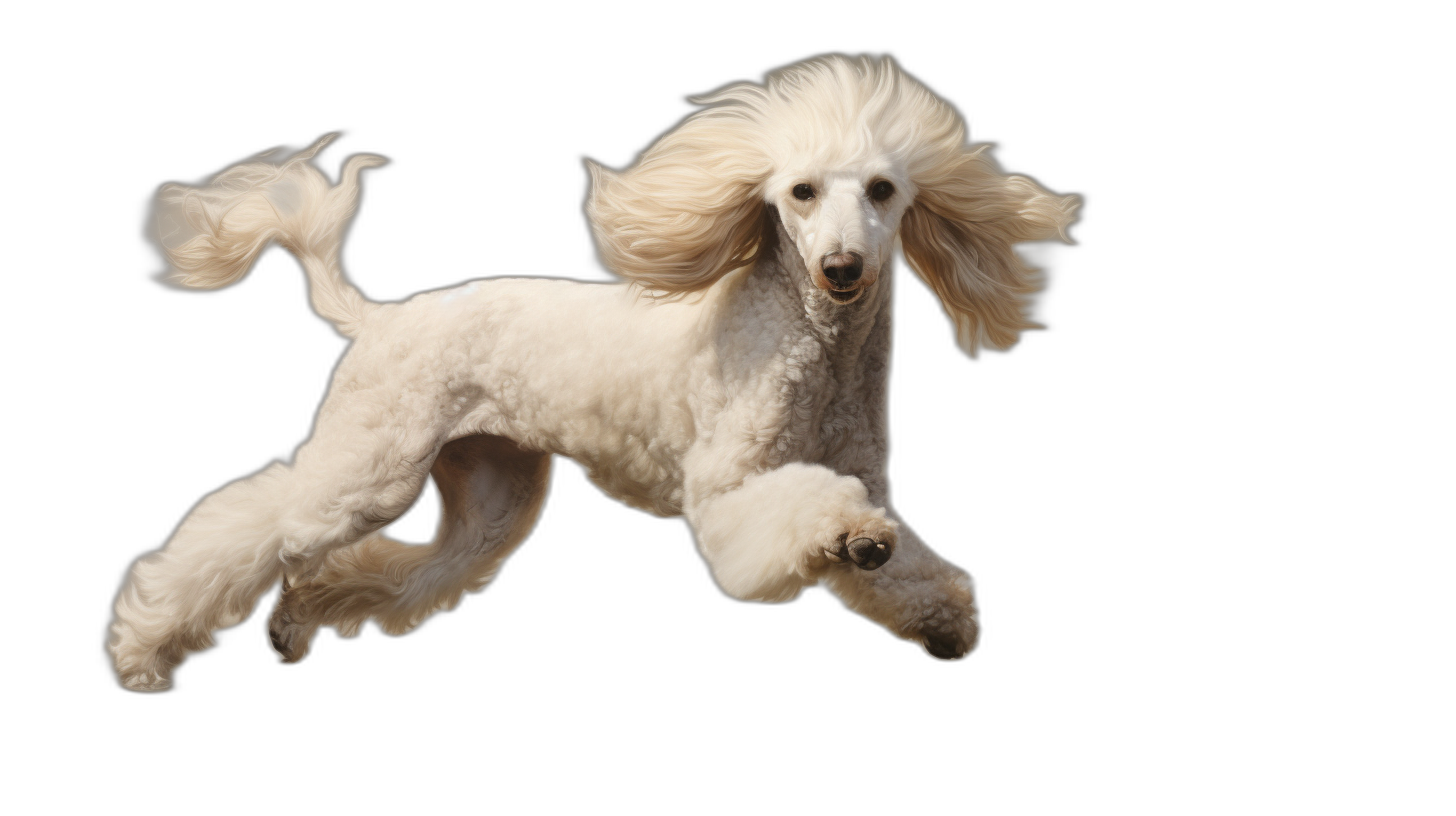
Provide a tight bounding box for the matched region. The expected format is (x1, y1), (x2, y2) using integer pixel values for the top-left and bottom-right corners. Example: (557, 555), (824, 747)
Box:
(267, 434), (550, 662)
(110, 463), (299, 691)
(110, 396), (446, 690)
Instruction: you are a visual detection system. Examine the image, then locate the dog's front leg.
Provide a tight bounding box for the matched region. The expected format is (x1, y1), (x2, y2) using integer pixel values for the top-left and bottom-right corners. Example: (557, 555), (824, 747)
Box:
(820, 510), (980, 659)
(686, 463), (897, 603)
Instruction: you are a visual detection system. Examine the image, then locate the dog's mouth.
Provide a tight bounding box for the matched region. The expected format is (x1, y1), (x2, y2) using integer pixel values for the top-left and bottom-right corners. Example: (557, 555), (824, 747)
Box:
(827, 288), (862, 304)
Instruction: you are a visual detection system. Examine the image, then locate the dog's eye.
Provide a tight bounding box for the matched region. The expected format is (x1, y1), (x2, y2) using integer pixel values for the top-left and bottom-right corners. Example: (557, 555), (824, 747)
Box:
(869, 180), (895, 202)
(792, 184), (815, 201)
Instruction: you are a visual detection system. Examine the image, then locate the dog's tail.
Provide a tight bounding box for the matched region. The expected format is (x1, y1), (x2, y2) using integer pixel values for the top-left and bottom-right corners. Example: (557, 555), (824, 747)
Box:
(155, 134), (384, 338)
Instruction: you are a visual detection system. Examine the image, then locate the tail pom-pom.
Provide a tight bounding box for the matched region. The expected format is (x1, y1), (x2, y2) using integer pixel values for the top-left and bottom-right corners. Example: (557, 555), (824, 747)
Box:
(151, 134), (382, 337)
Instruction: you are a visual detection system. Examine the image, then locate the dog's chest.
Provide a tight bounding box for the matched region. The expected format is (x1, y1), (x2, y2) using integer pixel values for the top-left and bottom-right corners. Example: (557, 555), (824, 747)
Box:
(752, 335), (881, 467)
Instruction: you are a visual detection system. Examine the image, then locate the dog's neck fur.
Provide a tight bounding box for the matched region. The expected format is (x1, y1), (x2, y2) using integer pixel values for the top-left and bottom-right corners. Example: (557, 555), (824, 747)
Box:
(709, 209), (891, 472)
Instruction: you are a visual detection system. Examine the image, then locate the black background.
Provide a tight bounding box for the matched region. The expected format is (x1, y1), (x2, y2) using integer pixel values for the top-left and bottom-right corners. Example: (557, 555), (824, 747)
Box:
(62, 30), (1188, 740)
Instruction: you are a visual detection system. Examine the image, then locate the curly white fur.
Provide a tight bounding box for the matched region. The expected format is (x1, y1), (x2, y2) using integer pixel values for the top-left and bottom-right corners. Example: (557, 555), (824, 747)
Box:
(109, 55), (1078, 690)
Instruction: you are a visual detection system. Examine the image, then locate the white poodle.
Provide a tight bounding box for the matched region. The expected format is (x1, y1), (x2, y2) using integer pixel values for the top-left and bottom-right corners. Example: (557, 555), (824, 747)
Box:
(109, 55), (1079, 690)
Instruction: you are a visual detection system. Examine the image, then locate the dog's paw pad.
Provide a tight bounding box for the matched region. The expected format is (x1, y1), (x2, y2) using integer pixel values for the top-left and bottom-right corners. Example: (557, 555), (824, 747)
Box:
(832, 526), (895, 570)
(845, 536), (892, 570)
(923, 633), (970, 659)
(829, 530), (894, 570)
(921, 615), (979, 660)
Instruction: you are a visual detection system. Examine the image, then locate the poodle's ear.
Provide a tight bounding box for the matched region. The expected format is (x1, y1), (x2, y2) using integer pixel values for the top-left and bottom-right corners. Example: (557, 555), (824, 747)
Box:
(586, 115), (770, 294)
(901, 145), (1080, 355)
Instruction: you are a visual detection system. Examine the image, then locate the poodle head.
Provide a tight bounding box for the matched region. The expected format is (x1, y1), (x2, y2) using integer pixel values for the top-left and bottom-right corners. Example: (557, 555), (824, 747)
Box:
(764, 150), (910, 306)
(587, 55), (1080, 354)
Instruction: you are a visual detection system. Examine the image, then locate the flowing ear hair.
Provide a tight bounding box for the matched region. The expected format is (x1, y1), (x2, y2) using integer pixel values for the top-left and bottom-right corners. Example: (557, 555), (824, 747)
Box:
(901, 145), (1080, 355)
(586, 111), (772, 294)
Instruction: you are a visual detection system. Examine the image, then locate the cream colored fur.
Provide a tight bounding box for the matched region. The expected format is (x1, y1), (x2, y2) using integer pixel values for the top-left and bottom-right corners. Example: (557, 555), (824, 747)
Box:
(109, 55), (1078, 690)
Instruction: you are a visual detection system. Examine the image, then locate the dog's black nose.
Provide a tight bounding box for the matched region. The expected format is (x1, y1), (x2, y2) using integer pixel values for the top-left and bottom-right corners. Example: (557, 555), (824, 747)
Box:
(821, 253), (863, 288)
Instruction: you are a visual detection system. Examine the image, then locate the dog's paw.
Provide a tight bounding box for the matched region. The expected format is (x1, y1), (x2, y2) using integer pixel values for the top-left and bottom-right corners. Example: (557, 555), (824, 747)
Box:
(913, 578), (980, 659)
(111, 623), (176, 692)
(828, 517), (897, 571)
(922, 624), (978, 659)
(267, 583), (316, 663)
(119, 668), (172, 692)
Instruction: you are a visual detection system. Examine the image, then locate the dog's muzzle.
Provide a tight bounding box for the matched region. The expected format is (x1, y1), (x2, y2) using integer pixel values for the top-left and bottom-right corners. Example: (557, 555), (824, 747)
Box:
(822, 252), (865, 303)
